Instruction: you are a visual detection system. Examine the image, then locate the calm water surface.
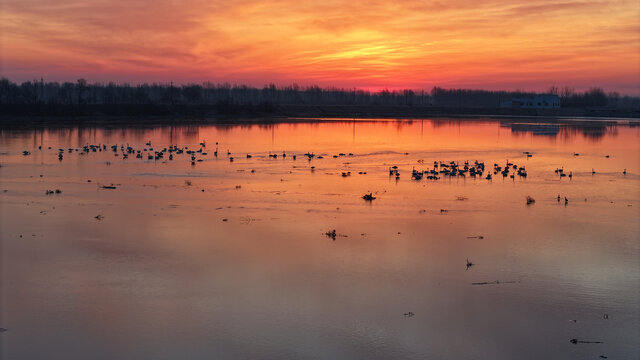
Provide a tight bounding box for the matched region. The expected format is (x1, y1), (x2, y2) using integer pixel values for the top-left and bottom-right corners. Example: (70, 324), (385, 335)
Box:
(1, 118), (639, 359)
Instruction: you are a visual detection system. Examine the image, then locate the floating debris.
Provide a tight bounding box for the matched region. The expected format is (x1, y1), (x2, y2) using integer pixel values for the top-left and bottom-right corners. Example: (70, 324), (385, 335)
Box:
(471, 280), (519, 285)
(403, 312), (415, 317)
(466, 236), (484, 239)
(570, 339), (603, 344)
(466, 258), (474, 270)
(362, 193), (376, 201)
(240, 216), (258, 225)
(101, 185), (117, 189)
(325, 229), (337, 240)
(94, 214), (104, 220)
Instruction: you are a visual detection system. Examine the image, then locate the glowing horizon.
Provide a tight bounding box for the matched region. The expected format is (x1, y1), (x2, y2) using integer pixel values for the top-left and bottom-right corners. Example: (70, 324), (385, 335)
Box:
(2, 0), (639, 94)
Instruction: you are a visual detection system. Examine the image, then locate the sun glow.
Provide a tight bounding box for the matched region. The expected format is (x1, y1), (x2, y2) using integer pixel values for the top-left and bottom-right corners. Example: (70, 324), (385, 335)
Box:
(2, 0), (639, 93)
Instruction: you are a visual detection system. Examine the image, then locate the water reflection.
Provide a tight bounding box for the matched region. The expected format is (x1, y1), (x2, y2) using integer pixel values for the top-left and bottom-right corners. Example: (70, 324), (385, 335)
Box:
(0, 117), (630, 148)
(0, 118), (638, 360)
(500, 119), (619, 140)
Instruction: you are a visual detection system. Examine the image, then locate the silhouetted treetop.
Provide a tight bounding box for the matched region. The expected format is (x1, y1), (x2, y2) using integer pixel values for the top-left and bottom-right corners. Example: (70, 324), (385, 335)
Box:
(0, 78), (637, 110)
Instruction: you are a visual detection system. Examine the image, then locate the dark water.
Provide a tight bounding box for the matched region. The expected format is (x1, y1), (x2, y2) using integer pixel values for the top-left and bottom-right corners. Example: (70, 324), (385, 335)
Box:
(1, 118), (638, 359)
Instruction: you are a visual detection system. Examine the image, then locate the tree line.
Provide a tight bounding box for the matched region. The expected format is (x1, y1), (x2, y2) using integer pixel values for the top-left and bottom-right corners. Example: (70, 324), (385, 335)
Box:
(1, 78), (638, 109)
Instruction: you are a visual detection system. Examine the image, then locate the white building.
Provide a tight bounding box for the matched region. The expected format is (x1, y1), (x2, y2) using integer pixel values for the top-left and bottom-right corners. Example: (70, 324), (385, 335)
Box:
(500, 94), (560, 109)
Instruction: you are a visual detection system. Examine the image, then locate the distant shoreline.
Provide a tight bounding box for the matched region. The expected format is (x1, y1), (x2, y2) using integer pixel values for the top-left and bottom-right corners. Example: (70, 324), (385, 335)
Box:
(0, 104), (638, 127)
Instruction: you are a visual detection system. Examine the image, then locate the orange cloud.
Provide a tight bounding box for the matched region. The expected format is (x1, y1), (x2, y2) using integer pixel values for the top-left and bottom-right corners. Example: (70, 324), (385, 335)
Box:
(2, 0), (639, 93)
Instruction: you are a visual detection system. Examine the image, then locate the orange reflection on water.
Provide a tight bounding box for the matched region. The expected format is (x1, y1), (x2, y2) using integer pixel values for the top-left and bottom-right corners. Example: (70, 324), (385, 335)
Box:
(0, 118), (639, 359)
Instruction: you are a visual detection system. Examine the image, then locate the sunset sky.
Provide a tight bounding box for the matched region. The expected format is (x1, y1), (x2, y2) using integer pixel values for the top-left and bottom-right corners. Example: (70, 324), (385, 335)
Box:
(2, 0), (639, 94)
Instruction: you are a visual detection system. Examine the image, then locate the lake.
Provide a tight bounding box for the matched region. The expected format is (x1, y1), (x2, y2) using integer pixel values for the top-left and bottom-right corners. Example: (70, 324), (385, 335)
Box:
(1, 117), (638, 359)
